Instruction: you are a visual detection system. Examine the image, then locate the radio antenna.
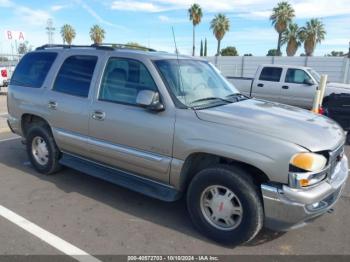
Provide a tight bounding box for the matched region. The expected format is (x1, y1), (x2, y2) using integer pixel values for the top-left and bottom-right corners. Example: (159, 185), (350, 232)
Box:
(171, 27), (187, 105)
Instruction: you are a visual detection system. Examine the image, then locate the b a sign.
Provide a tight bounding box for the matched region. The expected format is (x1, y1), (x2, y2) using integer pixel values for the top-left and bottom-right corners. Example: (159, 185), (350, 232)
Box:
(4, 30), (25, 41)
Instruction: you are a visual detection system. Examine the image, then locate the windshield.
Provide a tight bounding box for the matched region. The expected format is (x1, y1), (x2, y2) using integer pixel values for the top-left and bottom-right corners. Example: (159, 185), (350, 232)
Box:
(307, 69), (321, 83)
(154, 59), (240, 108)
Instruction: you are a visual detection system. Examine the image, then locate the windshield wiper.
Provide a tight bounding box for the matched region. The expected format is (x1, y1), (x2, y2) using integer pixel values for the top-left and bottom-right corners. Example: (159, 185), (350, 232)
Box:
(189, 97), (232, 106)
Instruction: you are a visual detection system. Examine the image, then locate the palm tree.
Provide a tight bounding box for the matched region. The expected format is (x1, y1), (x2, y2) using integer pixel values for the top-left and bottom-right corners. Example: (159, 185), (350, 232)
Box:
(188, 3), (203, 56)
(299, 19), (326, 56)
(89, 24), (105, 45)
(270, 1), (295, 56)
(210, 14), (230, 56)
(60, 24), (76, 45)
(281, 23), (301, 56)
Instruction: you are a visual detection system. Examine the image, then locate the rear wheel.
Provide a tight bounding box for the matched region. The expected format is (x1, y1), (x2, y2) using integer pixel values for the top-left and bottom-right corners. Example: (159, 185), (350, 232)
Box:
(187, 165), (264, 246)
(26, 123), (62, 175)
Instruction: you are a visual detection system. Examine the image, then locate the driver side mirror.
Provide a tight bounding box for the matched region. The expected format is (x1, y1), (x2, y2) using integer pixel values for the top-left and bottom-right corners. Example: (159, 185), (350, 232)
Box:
(136, 90), (164, 112)
(304, 78), (314, 85)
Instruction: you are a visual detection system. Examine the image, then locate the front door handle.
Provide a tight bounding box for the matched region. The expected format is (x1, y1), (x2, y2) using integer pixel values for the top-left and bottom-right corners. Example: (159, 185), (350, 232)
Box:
(92, 110), (106, 121)
(257, 83), (264, 87)
(48, 101), (58, 110)
(282, 85), (289, 89)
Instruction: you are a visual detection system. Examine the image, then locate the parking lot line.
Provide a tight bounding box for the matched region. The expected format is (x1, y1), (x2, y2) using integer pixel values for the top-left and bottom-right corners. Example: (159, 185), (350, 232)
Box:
(0, 205), (102, 262)
(0, 136), (20, 143)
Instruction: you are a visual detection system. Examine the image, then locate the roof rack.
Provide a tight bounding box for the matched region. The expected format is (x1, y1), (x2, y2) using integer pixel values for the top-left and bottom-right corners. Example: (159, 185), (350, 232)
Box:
(92, 43), (156, 52)
(36, 43), (157, 52)
(36, 44), (114, 51)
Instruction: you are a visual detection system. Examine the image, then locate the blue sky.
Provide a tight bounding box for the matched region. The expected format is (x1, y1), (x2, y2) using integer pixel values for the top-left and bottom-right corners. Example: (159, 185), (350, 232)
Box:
(0, 0), (349, 56)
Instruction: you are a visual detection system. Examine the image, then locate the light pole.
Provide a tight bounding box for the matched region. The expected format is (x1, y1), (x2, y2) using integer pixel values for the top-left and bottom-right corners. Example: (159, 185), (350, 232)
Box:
(348, 41), (350, 59)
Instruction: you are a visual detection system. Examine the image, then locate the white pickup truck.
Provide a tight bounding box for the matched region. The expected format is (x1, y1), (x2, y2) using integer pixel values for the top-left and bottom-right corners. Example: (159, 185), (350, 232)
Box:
(228, 64), (350, 109)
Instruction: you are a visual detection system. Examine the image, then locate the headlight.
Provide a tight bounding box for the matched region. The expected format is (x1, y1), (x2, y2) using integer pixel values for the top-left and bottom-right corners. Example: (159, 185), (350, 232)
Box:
(289, 153), (328, 188)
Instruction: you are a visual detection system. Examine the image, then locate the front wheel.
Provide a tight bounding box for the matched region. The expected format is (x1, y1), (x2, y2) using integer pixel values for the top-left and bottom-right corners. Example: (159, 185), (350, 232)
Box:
(26, 123), (62, 175)
(186, 165), (264, 246)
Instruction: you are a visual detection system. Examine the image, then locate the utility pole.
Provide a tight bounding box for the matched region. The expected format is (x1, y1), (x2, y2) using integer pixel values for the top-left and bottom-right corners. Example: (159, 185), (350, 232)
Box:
(348, 41), (350, 59)
(46, 19), (55, 45)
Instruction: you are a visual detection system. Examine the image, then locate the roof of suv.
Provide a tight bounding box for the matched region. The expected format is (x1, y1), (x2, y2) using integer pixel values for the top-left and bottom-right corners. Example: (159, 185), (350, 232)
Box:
(34, 44), (203, 61)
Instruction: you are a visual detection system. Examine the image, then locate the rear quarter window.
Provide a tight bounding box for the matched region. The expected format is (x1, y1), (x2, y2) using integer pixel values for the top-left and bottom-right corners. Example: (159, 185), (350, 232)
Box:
(11, 52), (57, 88)
(259, 67), (282, 82)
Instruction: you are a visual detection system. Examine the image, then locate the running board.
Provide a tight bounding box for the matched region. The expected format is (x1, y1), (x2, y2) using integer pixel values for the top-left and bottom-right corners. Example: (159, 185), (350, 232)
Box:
(59, 153), (181, 202)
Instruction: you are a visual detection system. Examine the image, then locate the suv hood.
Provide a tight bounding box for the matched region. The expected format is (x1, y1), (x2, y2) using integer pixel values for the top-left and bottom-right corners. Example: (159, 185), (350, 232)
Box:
(195, 99), (344, 152)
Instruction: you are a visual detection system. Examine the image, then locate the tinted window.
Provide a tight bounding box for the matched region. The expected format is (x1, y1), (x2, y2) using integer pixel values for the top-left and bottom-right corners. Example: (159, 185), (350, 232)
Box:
(259, 67), (282, 82)
(285, 69), (312, 84)
(99, 58), (157, 105)
(11, 52), (57, 88)
(53, 55), (97, 97)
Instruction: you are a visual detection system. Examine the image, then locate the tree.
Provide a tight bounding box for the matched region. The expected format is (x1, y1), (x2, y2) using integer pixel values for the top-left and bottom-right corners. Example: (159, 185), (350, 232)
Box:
(18, 41), (31, 55)
(210, 14), (230, 56)
(244, 53), (253, 56)
(60, 24), (76, 45)
(299, 18), (326, 56)
(326, 51), (345, 57)
(204, 38), (207, 56)
(188, 3), (203, 56)
(281, 23), (301, 56)
(267, 49), (279, 56)
(220, 46), (238, 56)
(270, 1), (295, 56)
(200, 40), (203, 56)
(89, 24), (105, 44)
(125, 42), (149, 51)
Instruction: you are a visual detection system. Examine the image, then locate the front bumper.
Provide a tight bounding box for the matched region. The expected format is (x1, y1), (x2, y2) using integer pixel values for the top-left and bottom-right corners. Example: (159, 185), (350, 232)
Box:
(262, 155), (348, 231)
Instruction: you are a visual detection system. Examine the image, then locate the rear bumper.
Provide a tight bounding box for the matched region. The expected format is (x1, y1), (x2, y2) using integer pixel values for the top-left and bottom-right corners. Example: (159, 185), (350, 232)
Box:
(262, 155), (348, 231)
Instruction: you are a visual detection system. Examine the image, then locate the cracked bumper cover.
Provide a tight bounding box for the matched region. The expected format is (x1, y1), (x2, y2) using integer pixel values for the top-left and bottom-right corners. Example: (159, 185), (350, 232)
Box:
(261, 155), (348, 231)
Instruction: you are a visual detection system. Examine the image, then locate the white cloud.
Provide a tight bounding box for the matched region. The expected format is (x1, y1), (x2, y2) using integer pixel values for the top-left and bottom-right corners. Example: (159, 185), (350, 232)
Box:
(111, 1), (169, 12)
(158, 15), (187, 23)
(0, 0), (12, 7)
(110, 0), (350, 19)
(74, 0), (126, 29)
(51, 5), (68, 12)
(15, 6), (51, 26)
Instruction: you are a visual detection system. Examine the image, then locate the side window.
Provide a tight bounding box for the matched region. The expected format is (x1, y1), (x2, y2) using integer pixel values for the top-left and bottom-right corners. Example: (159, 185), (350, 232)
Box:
(285, 69), (311, 84)
(99, 58), (157, 105)
(53, 55), (97, 97)
(11, 52), (57, 88)
(259, 67), (282, 82)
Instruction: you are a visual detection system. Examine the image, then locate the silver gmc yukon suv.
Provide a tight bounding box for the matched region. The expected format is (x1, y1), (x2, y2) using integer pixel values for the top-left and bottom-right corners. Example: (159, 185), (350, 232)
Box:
(7, 44), (349, 246)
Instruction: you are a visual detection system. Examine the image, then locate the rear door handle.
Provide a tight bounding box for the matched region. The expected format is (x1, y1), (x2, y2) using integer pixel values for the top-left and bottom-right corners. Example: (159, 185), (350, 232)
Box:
(48, 101), (58, 110)
(92, 110), (106, 121)
(257, 83), (264, 87)
(282, 85), (289, 89)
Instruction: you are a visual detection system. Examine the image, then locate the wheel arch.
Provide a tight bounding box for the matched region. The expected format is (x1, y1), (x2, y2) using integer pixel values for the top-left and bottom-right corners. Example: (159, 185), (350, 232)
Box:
(178, 152), (270, 192)
(21, 114), (52, 138)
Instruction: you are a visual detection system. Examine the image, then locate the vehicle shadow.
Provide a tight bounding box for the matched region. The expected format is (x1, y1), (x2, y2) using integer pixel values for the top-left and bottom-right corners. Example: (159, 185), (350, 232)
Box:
(0, 139), (285, 248)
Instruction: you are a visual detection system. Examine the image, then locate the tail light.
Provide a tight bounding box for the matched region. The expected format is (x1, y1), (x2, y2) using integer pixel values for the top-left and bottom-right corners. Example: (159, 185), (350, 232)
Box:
(1, 69), (7, 78)
(318, 107), (325, 115)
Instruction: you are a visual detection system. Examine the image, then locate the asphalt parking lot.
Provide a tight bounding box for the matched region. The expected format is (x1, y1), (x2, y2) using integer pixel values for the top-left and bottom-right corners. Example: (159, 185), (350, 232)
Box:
(0, 94), (349, 258)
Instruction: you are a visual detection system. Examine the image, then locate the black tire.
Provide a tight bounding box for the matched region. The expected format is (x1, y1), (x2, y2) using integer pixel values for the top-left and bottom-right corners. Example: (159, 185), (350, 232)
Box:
(26, 122), (62, 175)
(186, 165), (264, 246)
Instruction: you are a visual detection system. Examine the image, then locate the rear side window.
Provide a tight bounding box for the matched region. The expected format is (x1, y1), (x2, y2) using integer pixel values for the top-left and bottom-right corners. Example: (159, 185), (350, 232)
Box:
(259, 67), (282, 82)
(53, 55), (97, 97)
(11, 52), (57, 88)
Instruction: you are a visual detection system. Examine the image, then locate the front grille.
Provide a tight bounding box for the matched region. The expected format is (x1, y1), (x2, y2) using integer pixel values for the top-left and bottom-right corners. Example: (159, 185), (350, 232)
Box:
(328, 144), (344, 180)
